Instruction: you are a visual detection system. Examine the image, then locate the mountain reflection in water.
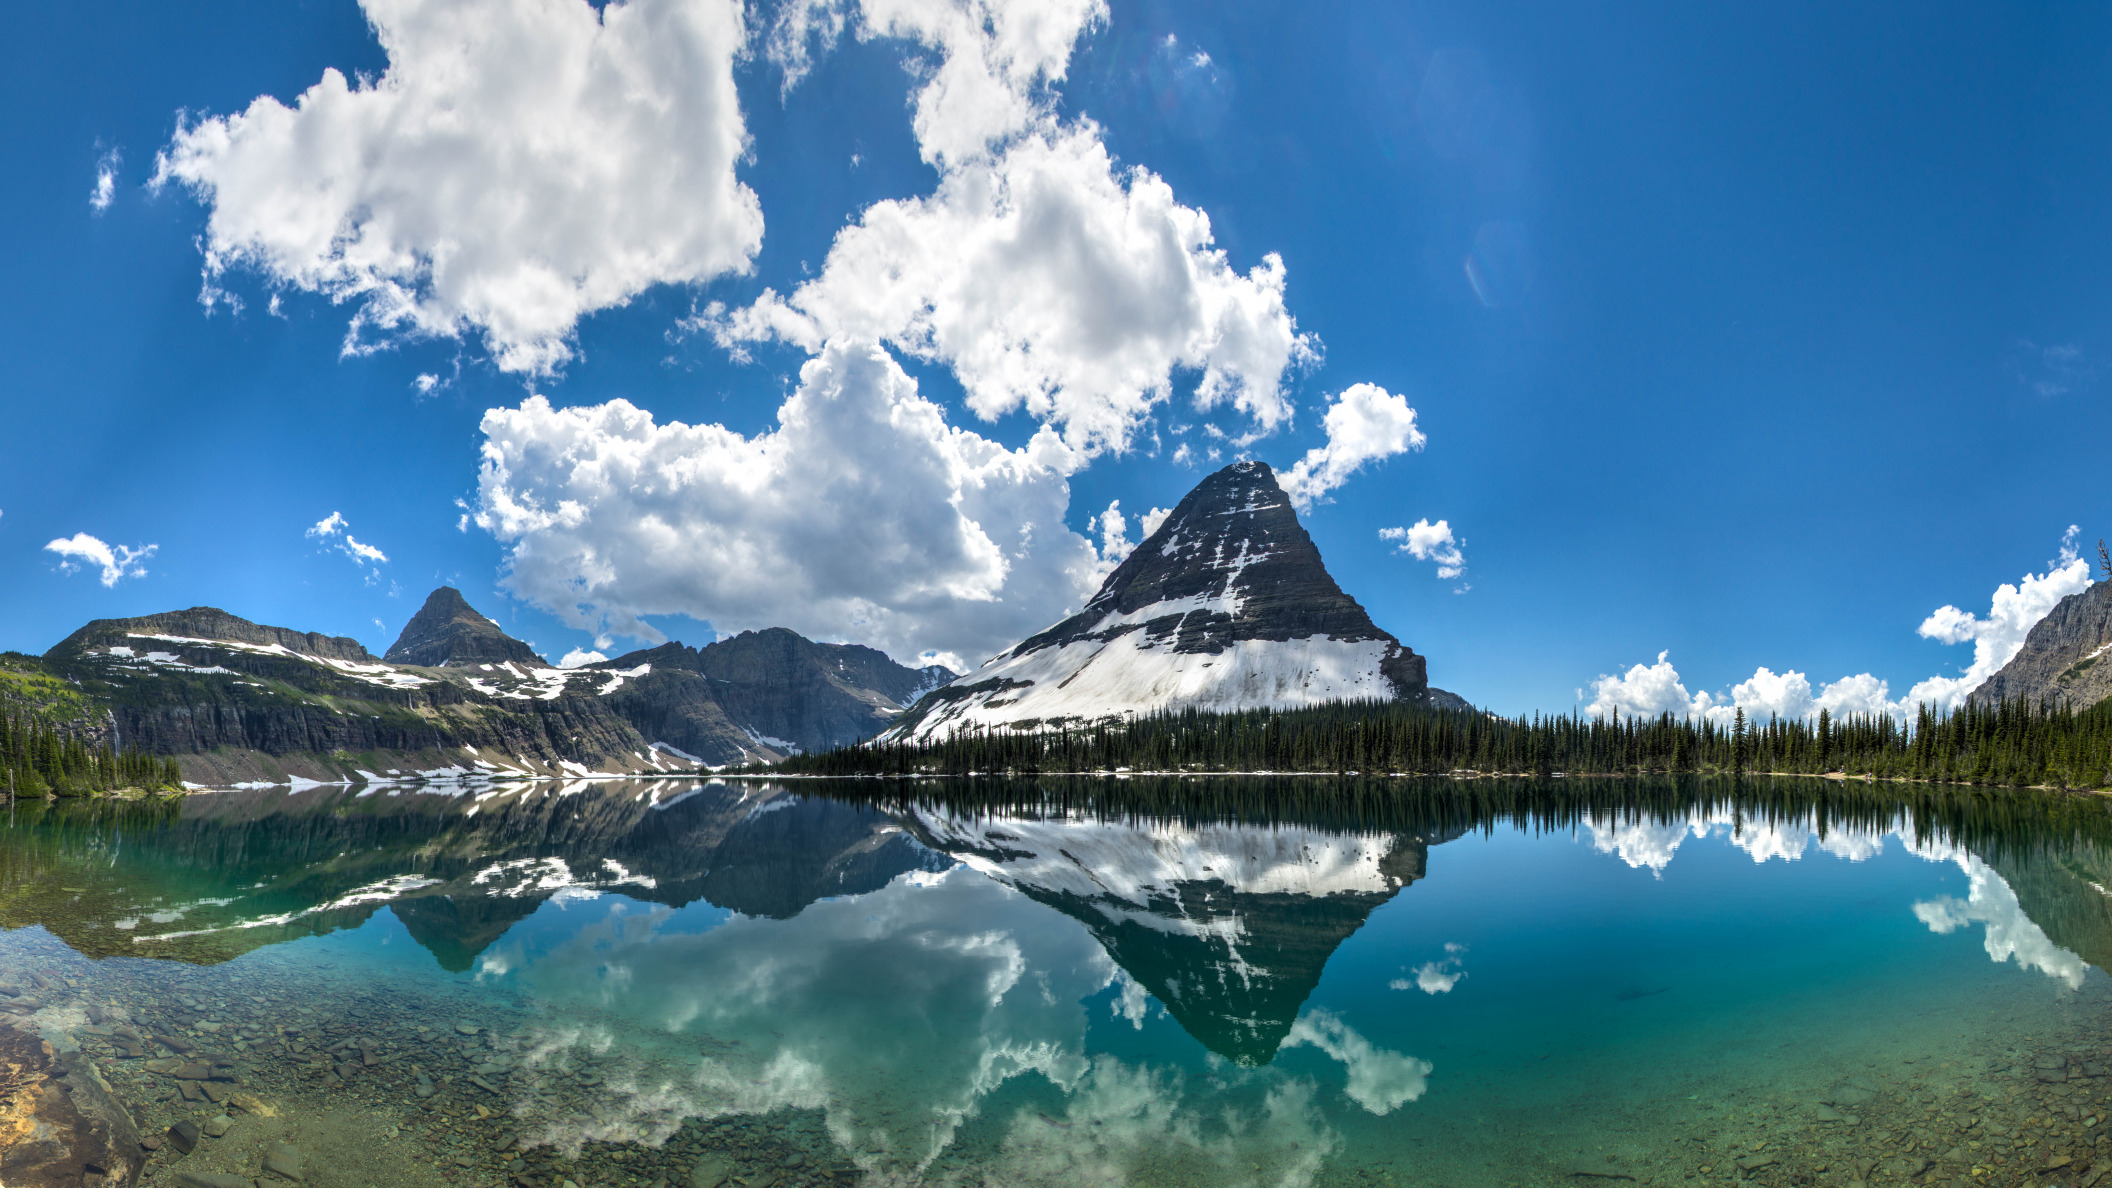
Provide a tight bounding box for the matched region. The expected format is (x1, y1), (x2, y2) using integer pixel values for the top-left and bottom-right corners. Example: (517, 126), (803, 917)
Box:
(6, 778), (2112, 1060)
(4, 776), (2112, 1186)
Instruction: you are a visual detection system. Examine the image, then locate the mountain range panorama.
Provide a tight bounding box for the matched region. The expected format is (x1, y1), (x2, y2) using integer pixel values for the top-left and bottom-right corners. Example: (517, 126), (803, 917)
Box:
(0, 463), (1467, 785)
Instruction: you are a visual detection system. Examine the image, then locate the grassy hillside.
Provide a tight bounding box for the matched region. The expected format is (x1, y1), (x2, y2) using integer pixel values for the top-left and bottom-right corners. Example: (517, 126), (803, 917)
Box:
(0, 652), (93, 729)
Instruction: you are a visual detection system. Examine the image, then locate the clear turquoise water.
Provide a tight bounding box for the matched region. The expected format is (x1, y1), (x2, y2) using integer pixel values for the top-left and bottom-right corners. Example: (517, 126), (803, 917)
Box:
(4, 778), (2111, 1188)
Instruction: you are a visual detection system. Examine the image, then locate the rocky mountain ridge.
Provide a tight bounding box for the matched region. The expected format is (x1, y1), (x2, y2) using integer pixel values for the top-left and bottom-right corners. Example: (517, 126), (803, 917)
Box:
(589, 628), (954, 763)
(1969, 579), (2112, 709)
(42, 602), (657, 784)
(28, 589), (954, 783)
(886, 460), (1466, 742)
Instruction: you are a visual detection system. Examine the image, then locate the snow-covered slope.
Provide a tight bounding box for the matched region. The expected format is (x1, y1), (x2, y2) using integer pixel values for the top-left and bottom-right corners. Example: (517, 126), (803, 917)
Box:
(884, 460), (1464, 742)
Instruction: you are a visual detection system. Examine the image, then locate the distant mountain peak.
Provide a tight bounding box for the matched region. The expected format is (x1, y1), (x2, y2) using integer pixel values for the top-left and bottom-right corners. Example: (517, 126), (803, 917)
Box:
(384, 587), (545, 669)
(887, 461), (1463, 740)
(582, 627), (963, 763)
(47, 605), (376, 663)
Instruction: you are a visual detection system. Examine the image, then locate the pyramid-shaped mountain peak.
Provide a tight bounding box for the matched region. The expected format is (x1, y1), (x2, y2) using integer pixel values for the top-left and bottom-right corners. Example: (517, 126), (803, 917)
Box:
(886, 461), (1464, 741)
(1060, 459), (1393, 649)
(384, 587), (546, 669)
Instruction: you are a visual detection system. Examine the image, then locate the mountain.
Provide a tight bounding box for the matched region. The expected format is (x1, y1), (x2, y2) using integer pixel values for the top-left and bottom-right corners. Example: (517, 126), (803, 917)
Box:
(383, 585), (546, 668)
(588, 628), (956, 765)
(21, 588), (953, 782)
(1968, 580), (2112, 708)
(39, 603), (660, 784)
(886, 460), (1466, 742)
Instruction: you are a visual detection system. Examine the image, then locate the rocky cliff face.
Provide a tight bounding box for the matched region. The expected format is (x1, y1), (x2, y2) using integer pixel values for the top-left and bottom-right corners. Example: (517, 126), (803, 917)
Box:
(887, 460), (1464, 741)
(42, 601), (658, 783)
(592, 628), (957, 764)
(1968, 580), (2112, 709)
(34, 588), (955, 779)
(384, 586), (547, 668)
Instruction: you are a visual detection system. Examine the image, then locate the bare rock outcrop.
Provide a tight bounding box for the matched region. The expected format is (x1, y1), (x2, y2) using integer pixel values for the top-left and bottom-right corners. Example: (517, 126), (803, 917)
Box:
(1968, 581), (2112, 709)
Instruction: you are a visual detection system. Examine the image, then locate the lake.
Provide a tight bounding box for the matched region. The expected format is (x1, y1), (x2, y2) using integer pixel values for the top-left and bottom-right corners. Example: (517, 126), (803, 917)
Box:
(3, 776), (2111, 1188)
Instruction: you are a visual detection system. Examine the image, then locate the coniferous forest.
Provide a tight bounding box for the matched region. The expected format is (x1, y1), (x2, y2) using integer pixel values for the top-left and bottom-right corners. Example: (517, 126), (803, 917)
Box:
(0, 712), (183, 798)
(764, 696), (2112, 789)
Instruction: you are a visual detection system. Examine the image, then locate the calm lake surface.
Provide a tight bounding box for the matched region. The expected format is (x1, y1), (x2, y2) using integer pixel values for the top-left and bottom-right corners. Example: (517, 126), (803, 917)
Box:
(6, 776), (2112, 1188)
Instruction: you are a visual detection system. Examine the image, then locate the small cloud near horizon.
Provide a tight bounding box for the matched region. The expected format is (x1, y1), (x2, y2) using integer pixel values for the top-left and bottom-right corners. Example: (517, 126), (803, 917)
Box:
(46, 532), (155, 586)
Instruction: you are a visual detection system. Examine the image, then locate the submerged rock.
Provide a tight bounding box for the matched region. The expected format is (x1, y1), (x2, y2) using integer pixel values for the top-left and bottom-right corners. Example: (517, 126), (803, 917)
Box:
(172, 1173), (255, 1188)
(690, 1153), (730, 1188)
(0, 1021), (143, 1188)
(263, 1140), (303, 1181)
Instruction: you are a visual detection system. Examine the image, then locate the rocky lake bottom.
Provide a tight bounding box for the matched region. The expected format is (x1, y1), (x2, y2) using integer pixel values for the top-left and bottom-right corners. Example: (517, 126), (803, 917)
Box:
(4, 776), (2112, 1188)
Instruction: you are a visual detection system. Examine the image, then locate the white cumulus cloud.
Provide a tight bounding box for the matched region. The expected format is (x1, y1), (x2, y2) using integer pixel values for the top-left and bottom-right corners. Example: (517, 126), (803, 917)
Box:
(473, 340), (1103, 668)
(153, 0), (761, 375)
(1085, 501), (1174, 567)
(307, 511), (389, 572)
(1586, 654), (1921, 726)
(46, 533), (157, 587)
(556, 648), (608, 669)
(1092, 501), (1132, 564)
(1586, 526), (2092, 722)
(475, 0), (1417, 661)
(1381, 518), (1464, 581)
(711, 0), (1316, 461)
(862, 0), (1110, 169)
(708, 127), (1313, 459)
(1903, 526), (2092, 710)
(1279, 383), (1424, 510)
(1583, 651), (1717, 721)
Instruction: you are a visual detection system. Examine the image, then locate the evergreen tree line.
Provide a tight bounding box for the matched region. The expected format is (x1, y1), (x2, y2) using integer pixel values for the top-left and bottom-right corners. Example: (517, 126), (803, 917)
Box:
(766, 695), (2112, 789)
(1, 712), (183, 798)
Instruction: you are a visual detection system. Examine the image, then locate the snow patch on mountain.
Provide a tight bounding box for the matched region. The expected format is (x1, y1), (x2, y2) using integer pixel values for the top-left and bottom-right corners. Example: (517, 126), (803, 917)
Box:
(897, 634), (1402, 742)
(740, 725), (800, 754)
(105, 633), (437, 689)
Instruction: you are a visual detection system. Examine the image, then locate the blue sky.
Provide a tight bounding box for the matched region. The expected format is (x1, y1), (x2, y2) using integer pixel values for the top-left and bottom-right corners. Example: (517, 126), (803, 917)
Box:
(3, 0), (2108, 718)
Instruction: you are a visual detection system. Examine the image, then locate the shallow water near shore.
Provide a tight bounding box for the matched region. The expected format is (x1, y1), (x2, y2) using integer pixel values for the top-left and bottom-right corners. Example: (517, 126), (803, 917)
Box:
(5, 776), (2112, 1188)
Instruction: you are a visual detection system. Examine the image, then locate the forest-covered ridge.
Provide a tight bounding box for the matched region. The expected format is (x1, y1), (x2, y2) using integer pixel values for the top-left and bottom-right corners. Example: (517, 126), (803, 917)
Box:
(760, 694), (2112, 791)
